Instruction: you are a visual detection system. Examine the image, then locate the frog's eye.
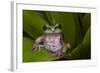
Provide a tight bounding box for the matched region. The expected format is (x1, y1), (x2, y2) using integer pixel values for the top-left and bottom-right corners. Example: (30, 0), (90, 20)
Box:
(55, 24), (62, 29)
(54, 24), (62, 32)
(43, 25), (47, 30)
(43, 24), (51, 30)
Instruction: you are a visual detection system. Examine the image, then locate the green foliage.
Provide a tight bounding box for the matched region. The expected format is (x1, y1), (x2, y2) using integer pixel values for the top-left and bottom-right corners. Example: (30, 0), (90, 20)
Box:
(23, 10), (91, 62)
(71, 27), (91, 59)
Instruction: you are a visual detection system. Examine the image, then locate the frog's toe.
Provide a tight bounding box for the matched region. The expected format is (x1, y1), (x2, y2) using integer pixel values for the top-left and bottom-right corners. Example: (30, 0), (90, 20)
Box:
(53, 51), (63, 58)
(32, 47), (38, 51)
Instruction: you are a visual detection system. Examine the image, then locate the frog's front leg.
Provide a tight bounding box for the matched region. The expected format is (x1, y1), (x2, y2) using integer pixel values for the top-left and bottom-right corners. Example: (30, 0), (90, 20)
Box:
(62, 43), (71, 56)
(32, 36), (44, 51)
(66, 43), (71, 56)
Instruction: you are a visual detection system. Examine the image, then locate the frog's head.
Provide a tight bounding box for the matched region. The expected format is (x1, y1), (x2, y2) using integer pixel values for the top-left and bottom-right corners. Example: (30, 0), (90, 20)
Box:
(43, 24), (62, 34)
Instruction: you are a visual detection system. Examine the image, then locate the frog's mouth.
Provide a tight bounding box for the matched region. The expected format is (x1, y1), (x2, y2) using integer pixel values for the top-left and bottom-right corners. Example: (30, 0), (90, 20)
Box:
(43, 32), (62, 36)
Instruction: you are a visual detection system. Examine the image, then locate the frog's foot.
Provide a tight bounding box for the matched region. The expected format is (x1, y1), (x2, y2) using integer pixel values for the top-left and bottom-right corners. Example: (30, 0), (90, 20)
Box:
(67, 53), (72, 57)
(66, 43), (72, 56)
(52, 51), (64, 59)
(66, 43), (71, 49)
(32, 43), (38, 51)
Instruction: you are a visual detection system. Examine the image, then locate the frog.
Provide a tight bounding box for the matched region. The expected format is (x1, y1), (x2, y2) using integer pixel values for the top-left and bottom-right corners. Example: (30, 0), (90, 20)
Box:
(32, 24), (71, 57)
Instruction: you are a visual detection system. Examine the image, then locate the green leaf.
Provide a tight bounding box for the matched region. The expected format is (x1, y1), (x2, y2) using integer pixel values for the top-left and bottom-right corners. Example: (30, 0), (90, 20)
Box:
(44, 11), (56, 25)
(82, 13), (91, 35)
(80, 27), (91, 59)
(23, 10), (48, 40)
(71, 27), (91, 59)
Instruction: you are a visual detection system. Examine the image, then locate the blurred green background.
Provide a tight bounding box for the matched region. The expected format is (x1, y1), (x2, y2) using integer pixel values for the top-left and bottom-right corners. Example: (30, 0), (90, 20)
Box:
(23, 10), (91, 62)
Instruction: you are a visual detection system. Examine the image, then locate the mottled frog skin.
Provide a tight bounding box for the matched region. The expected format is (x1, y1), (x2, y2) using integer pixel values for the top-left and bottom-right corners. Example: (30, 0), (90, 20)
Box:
(43, 33), (64, 53)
